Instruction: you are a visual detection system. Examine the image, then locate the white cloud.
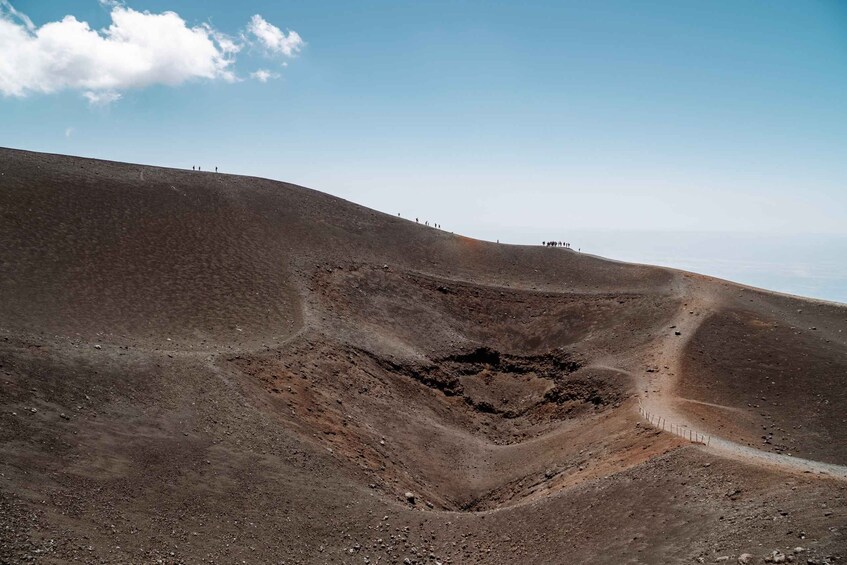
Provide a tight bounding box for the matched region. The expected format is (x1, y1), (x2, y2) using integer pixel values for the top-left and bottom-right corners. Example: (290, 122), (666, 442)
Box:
(83, 90), (122, 105)
(250, 69), (279, 83)
(0, 2), (301, 103)
(247, 14), (303, 57)
(65, 127), (73, 137)
(0, 0), (33, 31)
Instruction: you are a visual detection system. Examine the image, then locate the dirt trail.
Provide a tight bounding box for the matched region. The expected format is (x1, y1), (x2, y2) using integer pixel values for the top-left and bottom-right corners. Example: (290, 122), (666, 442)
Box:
(633, 274), (847, 479)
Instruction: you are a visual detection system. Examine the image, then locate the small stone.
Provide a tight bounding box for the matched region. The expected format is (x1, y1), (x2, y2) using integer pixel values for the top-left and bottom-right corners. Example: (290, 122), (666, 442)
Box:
(94, 344), (102, 349)
(765, 550), (786, 564)
(404, 492), (416, 504)
(738, 554), (754, 564)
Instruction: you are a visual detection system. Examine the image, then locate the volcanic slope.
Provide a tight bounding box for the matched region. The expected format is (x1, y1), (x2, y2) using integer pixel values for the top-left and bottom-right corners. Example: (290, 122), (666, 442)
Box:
(1, 147), (846, 563)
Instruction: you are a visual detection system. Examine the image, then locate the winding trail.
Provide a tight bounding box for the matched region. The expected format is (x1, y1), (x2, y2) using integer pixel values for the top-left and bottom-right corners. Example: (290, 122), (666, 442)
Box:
(625, 274), (847, 480)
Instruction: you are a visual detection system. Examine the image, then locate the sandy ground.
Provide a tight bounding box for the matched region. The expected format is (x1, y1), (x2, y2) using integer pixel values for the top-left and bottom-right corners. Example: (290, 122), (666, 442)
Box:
(1, 147), (846, 563)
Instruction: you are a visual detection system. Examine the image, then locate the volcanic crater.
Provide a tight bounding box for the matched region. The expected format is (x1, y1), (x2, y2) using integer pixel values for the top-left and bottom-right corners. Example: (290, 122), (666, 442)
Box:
(2, 148), (847, 563)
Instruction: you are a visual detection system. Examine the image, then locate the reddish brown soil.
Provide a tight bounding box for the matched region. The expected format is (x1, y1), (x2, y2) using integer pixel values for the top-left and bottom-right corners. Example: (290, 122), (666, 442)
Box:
(1, 147), (846, 563)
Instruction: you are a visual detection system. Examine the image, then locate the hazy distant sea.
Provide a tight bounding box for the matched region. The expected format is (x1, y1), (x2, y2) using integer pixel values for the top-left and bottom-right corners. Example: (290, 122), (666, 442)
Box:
(569, 231), (847, 305)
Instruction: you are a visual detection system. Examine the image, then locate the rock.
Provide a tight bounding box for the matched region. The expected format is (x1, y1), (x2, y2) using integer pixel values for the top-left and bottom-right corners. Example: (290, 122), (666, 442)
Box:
(738, 554), (754, 564)
(793, 548), (805, 554)
(405, 492), (416, 504)
(94, 344), (101, 349)
(765, 550), (786, 563)
(675, 331), (682, 336)
(715, 557), (729, 562)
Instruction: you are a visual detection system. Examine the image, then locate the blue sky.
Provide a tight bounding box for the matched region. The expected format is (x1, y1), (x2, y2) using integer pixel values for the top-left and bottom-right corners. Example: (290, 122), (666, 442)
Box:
(2, 1), (846, 241)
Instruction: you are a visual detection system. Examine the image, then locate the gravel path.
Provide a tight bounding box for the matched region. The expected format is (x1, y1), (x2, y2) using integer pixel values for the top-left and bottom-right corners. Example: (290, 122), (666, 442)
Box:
(634, 274), (847, 480)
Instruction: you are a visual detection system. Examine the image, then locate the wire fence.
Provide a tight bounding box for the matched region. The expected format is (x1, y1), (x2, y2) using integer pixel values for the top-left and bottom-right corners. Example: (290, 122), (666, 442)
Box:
(638, 402), (710, 446)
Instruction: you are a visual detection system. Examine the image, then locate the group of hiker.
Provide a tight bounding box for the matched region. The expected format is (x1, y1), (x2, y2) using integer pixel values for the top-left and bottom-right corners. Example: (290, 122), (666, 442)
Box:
(192, 166), (218, 172)
(398, 213), (442, 230)
(417, 218), (441, 229)
(398, 212), (576, 249)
